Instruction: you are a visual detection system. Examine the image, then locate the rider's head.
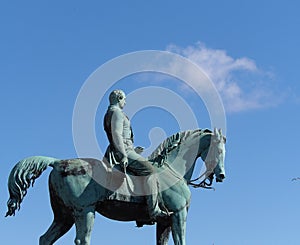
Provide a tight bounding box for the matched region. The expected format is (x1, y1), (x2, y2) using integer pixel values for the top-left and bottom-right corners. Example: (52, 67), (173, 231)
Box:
(109, 90), (126, 108)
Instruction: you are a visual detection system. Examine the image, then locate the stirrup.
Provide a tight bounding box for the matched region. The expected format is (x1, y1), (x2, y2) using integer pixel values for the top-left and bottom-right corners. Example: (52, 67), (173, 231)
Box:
(152, 209), (173, 220)
(136, 220), (155, 228)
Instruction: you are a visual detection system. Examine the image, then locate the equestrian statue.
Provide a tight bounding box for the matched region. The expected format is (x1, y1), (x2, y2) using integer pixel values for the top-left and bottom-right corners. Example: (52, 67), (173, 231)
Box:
(6, 90), (226, 245)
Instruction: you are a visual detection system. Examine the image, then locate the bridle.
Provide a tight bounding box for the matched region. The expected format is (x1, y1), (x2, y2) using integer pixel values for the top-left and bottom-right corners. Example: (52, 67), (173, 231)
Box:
(188, 135), (221, 190)
(157, 130), (223, 190)
(188, 166), (215, 190)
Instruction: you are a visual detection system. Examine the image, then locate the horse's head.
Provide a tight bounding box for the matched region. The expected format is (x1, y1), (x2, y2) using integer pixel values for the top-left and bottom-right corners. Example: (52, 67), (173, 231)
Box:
(201, 128), (226, 183)
(148, 128), (226, 188)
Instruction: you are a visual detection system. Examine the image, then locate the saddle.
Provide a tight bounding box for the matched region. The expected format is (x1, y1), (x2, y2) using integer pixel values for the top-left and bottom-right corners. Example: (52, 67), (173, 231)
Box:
(87, 157), (147, 204)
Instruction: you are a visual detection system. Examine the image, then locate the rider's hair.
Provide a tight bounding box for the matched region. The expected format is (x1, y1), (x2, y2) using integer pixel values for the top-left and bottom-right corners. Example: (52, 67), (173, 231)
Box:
(109, 90), (125, 105)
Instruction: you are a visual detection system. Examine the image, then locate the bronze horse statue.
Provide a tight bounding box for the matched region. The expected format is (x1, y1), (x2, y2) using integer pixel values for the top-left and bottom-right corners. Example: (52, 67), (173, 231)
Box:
(6, 128), (226, 245)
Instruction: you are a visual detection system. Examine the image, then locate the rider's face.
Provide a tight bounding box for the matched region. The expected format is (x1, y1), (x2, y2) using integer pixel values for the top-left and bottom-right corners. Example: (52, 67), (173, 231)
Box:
(118, 95), (126, 109)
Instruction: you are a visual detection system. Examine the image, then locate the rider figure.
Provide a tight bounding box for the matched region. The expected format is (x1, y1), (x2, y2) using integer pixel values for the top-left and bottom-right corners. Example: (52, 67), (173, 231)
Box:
(103, 89), (169, 220)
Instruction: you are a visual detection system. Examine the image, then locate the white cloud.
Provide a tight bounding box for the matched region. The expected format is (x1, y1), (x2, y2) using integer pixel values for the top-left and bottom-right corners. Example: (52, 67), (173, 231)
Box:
(167, 42), (282, 112)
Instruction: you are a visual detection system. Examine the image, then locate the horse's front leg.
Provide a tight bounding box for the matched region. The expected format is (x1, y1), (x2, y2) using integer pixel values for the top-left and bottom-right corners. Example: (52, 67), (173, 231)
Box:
(74, 207), (95, 245)
(171, 208), (188, 245)
(156, 220), (171, 245)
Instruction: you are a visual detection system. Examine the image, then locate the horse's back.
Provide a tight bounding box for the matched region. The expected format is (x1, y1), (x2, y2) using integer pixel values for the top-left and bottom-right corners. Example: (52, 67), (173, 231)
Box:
(49, 158), (143, 210)
(49, 158), (106, 209)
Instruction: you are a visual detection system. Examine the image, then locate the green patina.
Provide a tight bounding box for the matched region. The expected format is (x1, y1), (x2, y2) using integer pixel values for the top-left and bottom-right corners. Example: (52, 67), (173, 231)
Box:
(6, 128), (226, 245)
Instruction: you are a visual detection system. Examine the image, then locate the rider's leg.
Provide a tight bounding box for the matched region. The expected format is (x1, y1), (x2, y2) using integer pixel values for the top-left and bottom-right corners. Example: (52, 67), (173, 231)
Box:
(126, 151), (170, 219)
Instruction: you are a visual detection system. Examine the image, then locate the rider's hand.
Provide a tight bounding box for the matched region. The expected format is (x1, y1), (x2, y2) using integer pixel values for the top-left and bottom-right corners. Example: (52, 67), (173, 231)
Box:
(134, 146), (144, 154)
(120, 156), (128, 169)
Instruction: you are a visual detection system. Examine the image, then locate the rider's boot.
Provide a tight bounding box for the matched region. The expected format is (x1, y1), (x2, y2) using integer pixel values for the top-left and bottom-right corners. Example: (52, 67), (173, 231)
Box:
(145, 182), (173, 220)
(146, 195), (169, 220)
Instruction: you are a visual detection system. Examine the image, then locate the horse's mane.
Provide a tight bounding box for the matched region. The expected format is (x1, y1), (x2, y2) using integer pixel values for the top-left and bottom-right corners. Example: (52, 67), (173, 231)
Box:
(147, 129), (211, 164)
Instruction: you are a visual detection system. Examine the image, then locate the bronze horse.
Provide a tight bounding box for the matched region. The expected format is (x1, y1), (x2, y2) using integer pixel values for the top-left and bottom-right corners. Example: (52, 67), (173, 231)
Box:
(6, 128), (226, 245)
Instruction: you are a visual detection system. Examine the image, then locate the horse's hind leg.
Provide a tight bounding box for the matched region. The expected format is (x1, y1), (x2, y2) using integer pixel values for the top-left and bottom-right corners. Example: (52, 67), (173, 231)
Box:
(156, 221), (171, 245)
(74, 207), (95, 245)
(39, 193), (74, 244)
(39, 217), (74, 245)
(40, 172), (74, 245)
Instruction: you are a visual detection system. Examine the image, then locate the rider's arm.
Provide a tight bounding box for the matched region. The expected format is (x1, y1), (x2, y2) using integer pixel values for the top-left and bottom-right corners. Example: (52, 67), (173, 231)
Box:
(110, 110), (127, 159)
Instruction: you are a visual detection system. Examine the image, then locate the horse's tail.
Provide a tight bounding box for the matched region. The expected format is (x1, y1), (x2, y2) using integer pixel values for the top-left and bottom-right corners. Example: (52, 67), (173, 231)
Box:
(5, 156), (60, 217)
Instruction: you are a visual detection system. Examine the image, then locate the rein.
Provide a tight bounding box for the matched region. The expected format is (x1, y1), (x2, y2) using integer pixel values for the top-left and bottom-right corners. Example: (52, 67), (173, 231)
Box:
(188, 170), (215, 190)
(162, 161), (215, 190)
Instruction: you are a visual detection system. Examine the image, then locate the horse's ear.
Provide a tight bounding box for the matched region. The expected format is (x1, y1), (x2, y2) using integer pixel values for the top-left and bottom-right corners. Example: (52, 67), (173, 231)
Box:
(214, 127), (218, 136)
(214, 128), (221, 139)
(214, 128), (225, 142)
(218, 128), (222, 136)
(218, 128), (226, 143)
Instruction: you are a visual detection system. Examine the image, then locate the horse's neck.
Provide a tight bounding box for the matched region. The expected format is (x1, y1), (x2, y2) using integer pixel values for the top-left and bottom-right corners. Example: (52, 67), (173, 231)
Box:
(162, 133), (211, 183)
(163, 138), (200, 182)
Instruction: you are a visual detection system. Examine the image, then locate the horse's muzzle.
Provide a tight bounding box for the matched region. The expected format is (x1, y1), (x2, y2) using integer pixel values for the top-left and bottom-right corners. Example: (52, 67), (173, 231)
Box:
(216, 174), (225, 182)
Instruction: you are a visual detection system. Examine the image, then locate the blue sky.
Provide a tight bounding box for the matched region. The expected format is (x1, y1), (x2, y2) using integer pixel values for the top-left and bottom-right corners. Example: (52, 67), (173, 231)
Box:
(1, 1), (300, 244)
